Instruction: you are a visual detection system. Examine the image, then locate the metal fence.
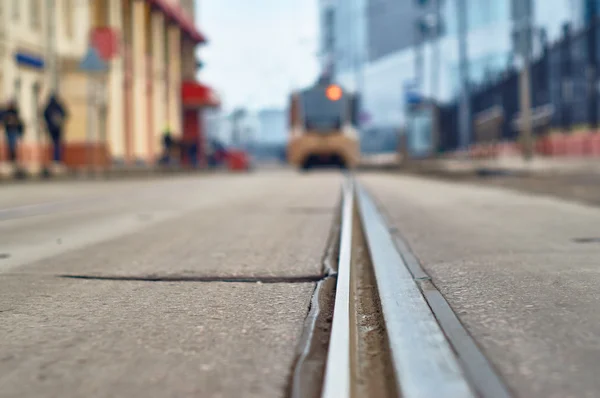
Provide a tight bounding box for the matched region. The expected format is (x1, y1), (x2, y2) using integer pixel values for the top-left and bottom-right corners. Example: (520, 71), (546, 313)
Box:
(438, 21), (600, 152)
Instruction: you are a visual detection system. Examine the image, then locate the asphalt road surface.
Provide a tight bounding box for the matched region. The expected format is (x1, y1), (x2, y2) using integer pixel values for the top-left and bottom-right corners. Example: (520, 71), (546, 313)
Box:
(3, 171), (600, 398)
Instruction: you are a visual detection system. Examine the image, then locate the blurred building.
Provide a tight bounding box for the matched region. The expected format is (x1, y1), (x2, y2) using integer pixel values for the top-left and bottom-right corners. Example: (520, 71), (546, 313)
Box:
(0, 0), (219, 170)
(204, 109), (229, 144)
(367, 0), (438, 63)
(231, 110), (259, 148)
(318, 0), (335, 76)
(318, 0), (366, 84)
(321, 0), (587, 133)
(0, 0), (65, 169)
(204, 109), (260, 149)
(257, 109), (286, 144)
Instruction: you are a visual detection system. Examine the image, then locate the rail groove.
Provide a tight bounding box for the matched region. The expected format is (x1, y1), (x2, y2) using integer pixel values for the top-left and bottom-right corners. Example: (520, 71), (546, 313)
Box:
(300, 177), (512, 398)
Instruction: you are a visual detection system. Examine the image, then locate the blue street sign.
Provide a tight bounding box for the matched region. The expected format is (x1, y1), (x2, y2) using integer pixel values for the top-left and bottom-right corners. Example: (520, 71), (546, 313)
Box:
(15, 52), (45, 69)
(403, 81), (422, 105)
(79, 47), (108, 73)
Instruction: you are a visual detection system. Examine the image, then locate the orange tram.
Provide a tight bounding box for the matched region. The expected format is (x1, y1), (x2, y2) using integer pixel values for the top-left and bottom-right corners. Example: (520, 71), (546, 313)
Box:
(287, 77), (361, 170)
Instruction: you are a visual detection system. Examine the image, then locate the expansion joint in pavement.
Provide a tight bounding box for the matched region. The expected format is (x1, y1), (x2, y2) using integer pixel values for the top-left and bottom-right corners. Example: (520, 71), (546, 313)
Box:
(57, 274), (331, 284)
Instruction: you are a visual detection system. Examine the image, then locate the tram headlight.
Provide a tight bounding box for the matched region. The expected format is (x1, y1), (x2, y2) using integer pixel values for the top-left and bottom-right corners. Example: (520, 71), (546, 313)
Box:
(325, 84), (343, 101)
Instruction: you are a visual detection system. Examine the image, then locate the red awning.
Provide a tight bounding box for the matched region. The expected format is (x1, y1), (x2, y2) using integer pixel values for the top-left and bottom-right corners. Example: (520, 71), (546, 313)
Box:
(147, 0), (207, 44)
(182, 81), (220, 108)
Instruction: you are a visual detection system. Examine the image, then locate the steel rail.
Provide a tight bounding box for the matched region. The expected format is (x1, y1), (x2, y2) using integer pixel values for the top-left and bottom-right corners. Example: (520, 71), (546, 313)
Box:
(356, 183), (476, 398)
(321, 177), (354, 398)
(320, 177), (482, 398)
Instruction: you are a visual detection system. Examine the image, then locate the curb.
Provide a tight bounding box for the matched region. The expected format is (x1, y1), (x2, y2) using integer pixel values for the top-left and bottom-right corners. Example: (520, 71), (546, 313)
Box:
(396, 159), (533, 180)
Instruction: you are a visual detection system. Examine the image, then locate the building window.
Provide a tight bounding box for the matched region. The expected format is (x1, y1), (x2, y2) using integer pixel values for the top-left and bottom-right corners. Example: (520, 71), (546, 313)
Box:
(12, 0), (20, 20)
(30, 0), (41, 29)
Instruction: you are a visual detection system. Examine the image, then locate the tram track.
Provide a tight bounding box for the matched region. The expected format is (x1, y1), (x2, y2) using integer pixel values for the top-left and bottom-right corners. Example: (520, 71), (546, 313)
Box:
(289, 177), (512, 398)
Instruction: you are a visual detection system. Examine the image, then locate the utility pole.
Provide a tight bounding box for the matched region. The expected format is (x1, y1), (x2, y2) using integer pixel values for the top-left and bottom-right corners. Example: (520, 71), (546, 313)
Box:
(456, 0), (471, 152)
(513, 0), (534, 160)
(47, 0), (59, 93)
(414, 21), (425, 92)
(586, 0), (598, 129)
(428, 0), (441, 100)
(414, 1), (426, 92)
(353, 0), (365, 133)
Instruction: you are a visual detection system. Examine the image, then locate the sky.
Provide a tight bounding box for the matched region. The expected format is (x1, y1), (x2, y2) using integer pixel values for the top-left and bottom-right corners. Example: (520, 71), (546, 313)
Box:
(195, 0), (321, 113)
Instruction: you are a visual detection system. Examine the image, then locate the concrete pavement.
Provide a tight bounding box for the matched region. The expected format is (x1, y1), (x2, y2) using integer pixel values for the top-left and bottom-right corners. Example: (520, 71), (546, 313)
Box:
(363, 174), (600, 398)
(403, 155), (600, 179)
(0, 171), (343, 398)
(425, 169), (600, 209)
(7, 168), (600, 397)
(0, 276), (312, 398)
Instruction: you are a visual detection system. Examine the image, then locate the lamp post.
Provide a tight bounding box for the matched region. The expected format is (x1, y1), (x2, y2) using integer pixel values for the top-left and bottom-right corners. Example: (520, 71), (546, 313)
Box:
(416, 1), (443, 101)
(512, 0), (534, 160)
(586, 0), (598, 130)
(353, 0), (366, 133)
(428, 0), (441, 101)
(455, 0), (471, 152)
(413, 0), (445, 159)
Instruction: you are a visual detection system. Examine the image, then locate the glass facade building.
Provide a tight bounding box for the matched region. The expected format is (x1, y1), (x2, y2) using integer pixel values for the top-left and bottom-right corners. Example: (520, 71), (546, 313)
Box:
(321, 0), (587, 135)
(318, 0), (367, 79)
(366, 0), (437, 62)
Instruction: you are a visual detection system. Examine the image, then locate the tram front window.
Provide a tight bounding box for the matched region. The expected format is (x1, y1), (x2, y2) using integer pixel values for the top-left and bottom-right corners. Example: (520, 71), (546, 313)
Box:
(301, 89), (345, 132)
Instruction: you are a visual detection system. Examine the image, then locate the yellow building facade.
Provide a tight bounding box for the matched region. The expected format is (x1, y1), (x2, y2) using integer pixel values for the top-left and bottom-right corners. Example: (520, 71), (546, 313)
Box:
(0, 0), (60, 171)
(0, 0), (207, 170)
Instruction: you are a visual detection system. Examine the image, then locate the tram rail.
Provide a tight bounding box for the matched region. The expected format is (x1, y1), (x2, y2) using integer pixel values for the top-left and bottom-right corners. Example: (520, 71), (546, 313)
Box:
(290, 176), (512, 398)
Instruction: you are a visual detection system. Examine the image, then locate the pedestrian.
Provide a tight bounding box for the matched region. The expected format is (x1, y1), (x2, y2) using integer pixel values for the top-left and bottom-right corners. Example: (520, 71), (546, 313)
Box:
(160, 126), (174, 165)
(43, 93), (68, 167)
(1, 100), (24, 168)
(188, 140), (199, 167)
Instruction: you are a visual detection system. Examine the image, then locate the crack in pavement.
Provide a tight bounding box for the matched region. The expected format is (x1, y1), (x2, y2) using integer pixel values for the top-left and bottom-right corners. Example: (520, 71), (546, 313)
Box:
(57, 274), (335, 284)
